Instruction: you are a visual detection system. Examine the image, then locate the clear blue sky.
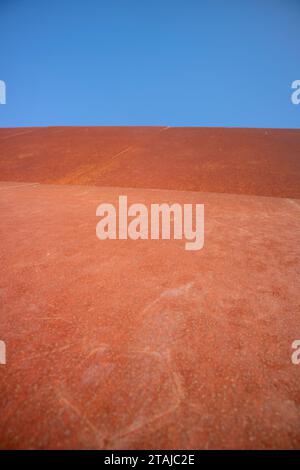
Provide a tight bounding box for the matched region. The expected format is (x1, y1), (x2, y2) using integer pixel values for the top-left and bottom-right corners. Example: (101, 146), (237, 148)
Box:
(0, 0), (299, 128)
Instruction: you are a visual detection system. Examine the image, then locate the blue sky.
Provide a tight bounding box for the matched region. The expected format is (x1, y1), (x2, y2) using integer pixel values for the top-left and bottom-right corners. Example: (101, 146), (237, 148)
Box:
(0, 0), (299, 128)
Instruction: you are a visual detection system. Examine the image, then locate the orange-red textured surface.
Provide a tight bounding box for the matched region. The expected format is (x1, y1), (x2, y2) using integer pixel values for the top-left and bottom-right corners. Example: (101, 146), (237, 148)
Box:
(0, 127), (300, 449)
(1, 126), (300, 197)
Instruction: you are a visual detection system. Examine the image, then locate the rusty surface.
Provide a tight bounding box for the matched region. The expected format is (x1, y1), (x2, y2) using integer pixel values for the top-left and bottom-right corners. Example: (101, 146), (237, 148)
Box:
(0, 126), (300, 198)
(0, 127), (300, 449)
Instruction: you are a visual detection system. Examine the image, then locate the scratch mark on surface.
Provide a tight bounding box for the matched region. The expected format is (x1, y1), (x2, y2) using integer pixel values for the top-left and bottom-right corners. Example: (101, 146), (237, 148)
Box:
(142, 282), (194, 315)
(0, 129), (38, 140)
(18, 341), (80, 363)
(0, 183), (40, 191)
(59, 395), (104, 445)
(106, 401), (180, 448)
(109, 145), (134, 161)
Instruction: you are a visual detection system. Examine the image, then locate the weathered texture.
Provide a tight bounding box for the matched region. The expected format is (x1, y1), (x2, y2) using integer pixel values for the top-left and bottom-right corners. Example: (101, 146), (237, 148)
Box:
(0, 127), (300, 449)
(0, 126), (300, 197)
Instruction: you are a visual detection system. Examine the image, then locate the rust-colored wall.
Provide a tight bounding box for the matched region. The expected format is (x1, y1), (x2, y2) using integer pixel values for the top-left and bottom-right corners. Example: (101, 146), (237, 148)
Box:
(1, 126), (300, 198)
